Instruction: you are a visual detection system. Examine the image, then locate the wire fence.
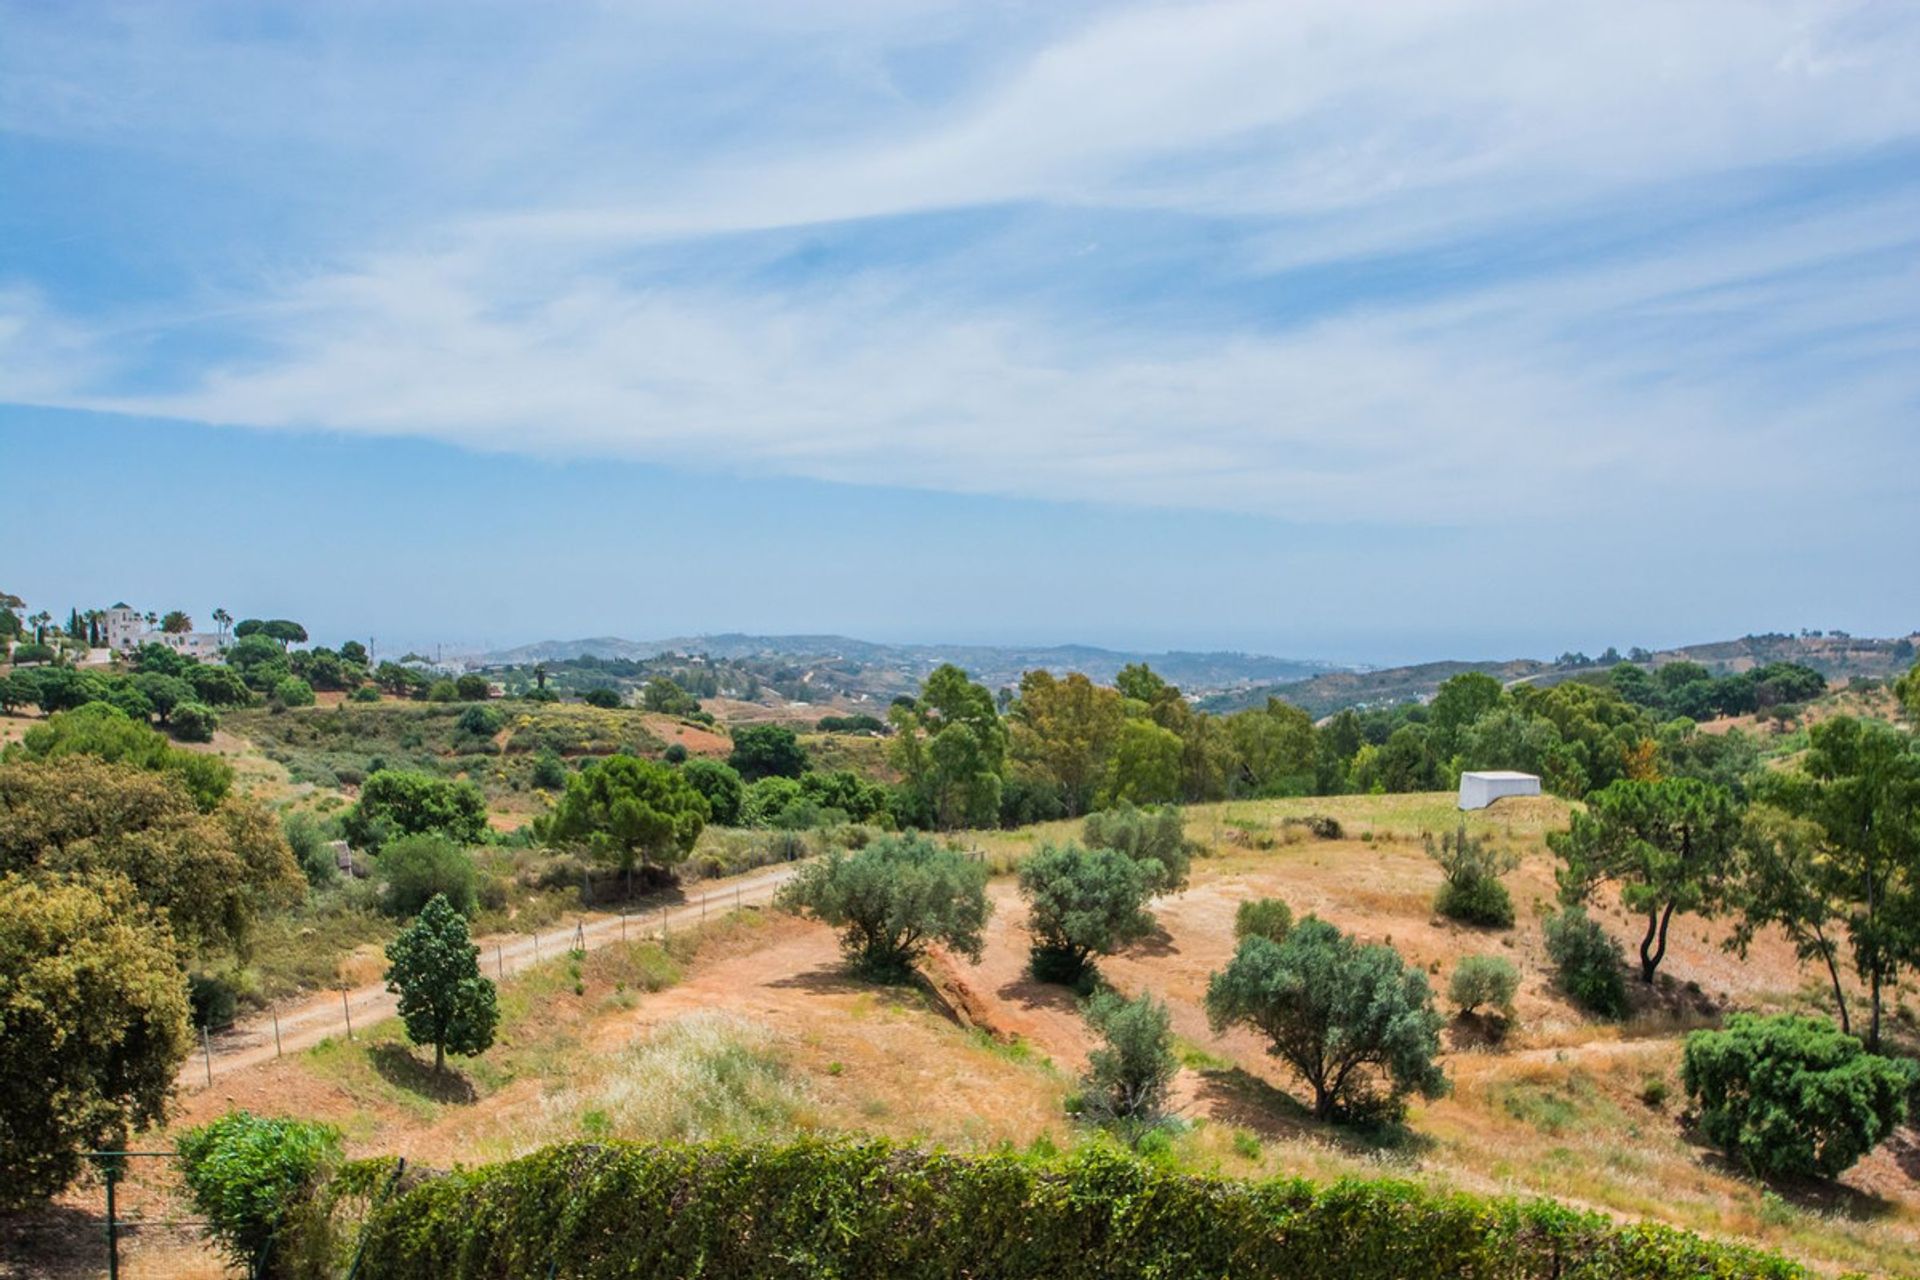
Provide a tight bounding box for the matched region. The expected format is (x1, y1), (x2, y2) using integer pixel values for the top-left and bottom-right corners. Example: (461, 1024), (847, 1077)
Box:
(179, 874), (787, 1091)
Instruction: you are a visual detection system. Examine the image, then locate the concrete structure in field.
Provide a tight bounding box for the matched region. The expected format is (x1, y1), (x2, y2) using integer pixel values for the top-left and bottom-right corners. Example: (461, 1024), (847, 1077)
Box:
(1457, 770), (1542, 810)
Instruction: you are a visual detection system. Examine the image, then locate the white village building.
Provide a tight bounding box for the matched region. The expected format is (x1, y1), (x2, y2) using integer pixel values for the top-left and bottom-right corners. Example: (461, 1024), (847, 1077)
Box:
(1457, 770), (1542, 811)
(102, 604), (228, 661)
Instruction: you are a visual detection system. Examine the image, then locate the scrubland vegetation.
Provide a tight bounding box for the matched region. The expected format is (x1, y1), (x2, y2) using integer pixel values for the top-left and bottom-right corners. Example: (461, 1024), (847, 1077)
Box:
(5, 591), (1920, 1276)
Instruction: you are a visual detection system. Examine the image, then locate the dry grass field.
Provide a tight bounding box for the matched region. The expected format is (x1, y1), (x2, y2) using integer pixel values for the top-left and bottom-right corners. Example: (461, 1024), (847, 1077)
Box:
(23, 791), (1905, 1278)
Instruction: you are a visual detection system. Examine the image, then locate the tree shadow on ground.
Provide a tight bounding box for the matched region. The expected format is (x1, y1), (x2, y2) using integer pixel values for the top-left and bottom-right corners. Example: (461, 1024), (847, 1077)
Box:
(1444, 1011), (1512, 1053)
(766, 960), (951, 1019)
(369, 1042), (478, 1104)
(1685, 1129), (1896, 1222)
(1191, 1066), (1434, 1159)
(0, 1203), (103, 1278)
(994, 972), (1086, 1017)
(1127, 923), (1181, 959)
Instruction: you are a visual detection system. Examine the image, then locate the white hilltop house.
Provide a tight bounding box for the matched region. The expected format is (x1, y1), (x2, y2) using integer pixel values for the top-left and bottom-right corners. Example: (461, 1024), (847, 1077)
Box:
(1457, 770), (1541, 811)
(103, 604), (229, 662)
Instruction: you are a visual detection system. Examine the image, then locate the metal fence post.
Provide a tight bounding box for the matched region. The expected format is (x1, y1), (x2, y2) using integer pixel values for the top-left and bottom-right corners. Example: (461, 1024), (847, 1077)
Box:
(497, 944), (505, 981)
(202, 1026), (213, 1085)
(341, 989), (354, 1041)
(103, 1162), (118, 1280)
(272, 1010), (282, 1058)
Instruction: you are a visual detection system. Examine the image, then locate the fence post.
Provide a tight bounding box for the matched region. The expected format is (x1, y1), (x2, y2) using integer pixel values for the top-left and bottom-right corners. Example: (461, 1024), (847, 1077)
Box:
(497, 944), (505, 981)
(620, 910), (626, 942)
(103, 1162), (118, 1280)
(272, 1010), (282, 1058)
(574, 920), (584, 951)
(341, 989), (353, 1042)
(661, 904), (668, 940)
(533, 930), (539, 961)
(202, 1026), (213, 1086)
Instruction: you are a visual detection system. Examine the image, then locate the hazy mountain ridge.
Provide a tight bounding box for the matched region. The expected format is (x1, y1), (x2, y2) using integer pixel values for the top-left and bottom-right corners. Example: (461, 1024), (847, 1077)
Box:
(481, 634), (1342, 695)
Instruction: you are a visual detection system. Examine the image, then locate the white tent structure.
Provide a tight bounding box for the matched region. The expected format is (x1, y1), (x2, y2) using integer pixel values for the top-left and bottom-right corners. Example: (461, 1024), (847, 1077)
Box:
(1457, 770), (1541, 810)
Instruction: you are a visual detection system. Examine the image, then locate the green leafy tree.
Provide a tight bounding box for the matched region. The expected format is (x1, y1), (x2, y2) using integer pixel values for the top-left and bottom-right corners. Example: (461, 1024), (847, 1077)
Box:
(1427, 672), (1506, 758)
(1079, 990), (1178, 1129)
(544, 755), (708, 889)
(378, 832), (479, 918)
(1449, 955), (1518, 1018)
(1205, 917), (1447, 1122)
(1009, 670), (1124, 816)
(132, 672), (195, 724)
(1896, 657), (1920, 722)
(1549, 777), (1741, 983)
(343, 769), (488, 852)
(272, 676), (316, 708)
(1543, 907), (1628, 1017)
(373, 662), (429, 698)
(170, 701), (219, 743)
(530, 748), (568, 792)
(728, 723), (810, 782)
(338, 640), (368, 667)
(642, 676), (701, 716)
(455, 673), (490, 701)
(1749, 716), (1920, 1048)
(1017, 842), (1156, 984)
(384, 894), (499, 1073)
(160, 610), (193, 634)
(177, 1111), (340, 1274)
(682, 758), (745, 825)
(776, 834), (989, 980)
(1425, 823), (1517, 927)
(1103, 719), (1183, 806)
(17, 702), (233, 810)
(0, 872), (191, 1205)
(889, 665), (1006, 829)
(1082, 800), (1189, 895)
(189, 664), (254, 708)
(1682, 1013), (1917, 1179)
(1224, 698), (1317, 796)
(1234, 897), (1293, 944)
(581, 686), (622, 709)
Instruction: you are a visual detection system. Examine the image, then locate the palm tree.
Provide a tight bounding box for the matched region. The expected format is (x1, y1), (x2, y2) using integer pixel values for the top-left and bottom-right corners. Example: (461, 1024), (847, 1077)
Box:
(29, 611), (51, 643)
(144, 611), (158, 629)
(212, 607), (233, 638)
(83, 609), (104, 646)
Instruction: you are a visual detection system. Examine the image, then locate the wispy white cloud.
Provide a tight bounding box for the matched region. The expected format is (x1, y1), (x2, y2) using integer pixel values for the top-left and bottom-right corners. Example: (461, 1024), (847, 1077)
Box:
(3, 0), (1918, 529)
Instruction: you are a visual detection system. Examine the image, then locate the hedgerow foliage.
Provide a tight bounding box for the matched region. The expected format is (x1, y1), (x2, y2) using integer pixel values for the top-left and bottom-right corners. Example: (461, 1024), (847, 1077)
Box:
(177, 1110), (340, 1274)
(311, 1140), (1808, 1280)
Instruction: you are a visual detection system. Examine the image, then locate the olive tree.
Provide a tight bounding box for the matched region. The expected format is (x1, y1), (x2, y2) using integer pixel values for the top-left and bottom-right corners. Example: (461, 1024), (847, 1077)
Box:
(1017, 842), (1156, 985)
(777, 834), (989, 981)
(1079, 990), (1178, 1130)
(1205, 917), (1447, 1122)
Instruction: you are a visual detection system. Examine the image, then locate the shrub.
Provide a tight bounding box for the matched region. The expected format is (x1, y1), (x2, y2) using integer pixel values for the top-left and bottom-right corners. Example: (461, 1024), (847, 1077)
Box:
(663, 742), (688, 765)
(170, 700), (219, 743)
(455, 674), (491, 701)
(1426, 823), (1516, 928)
(283, 809), (337, 886)
(581, 687), (622, 709)
(1682, 1013), (1918, 1179)
(1017, 842), (1155, 986)
(456, 704), (504, 738)
(343, 769), (489, 852)
(530, 748), (568, 791)
(728, 723), (809, 782)
(377, 833), (479, 918)
(177, 1110), (340, 1274)
(272, 677), (316, 709)
(1449, 955), (1518, 1018)
(1079, 990), (1178, 1129)
(351, 685), (382, 703)
(682, 759), (744, 825)
(1543, 908), (1628, 1018)
(322, 1140), (1810, 1279)
(776, 834), (989, 981)
(188, 972), (240, 1030)
(1083, 801), (1189, 894)
(1234, 897), (1293, 944)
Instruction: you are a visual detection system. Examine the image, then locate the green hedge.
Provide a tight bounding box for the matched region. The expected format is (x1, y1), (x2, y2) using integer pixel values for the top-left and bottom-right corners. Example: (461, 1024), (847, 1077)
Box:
(312, 1140), (1806, 1280)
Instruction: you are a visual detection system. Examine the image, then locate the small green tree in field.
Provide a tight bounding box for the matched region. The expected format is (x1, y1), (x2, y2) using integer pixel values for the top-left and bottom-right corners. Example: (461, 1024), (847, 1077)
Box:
(1079, 990), (1178, 1131)
(1543, 907), (1628, 1018)
(1425, 823), (1516, 928)
(384, 894), (499, 1074)
(177, 1111), (340, 1275)
(1017, 842), (1156, 985)
(581, 686), (622, 709)
(1682, 1013), (1917, 1179)
(377, 832), (479, 918)
(776, 834), (989, 981)
(1449, 955), (1518, 1019)
(1234, 897), (1293, 944)
(543, 755), (708, 893)
(1083, 801), (1190, 894)
(1205, 917), (1447, 1122)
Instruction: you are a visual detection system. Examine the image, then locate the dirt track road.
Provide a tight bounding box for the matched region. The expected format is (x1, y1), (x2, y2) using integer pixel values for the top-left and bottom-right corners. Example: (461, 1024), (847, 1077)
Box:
(178, 862), (803, 1089)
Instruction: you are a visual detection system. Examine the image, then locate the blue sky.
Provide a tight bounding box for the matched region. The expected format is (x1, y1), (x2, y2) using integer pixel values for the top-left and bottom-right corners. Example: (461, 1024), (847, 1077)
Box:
(3, 1), (1917, 663)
